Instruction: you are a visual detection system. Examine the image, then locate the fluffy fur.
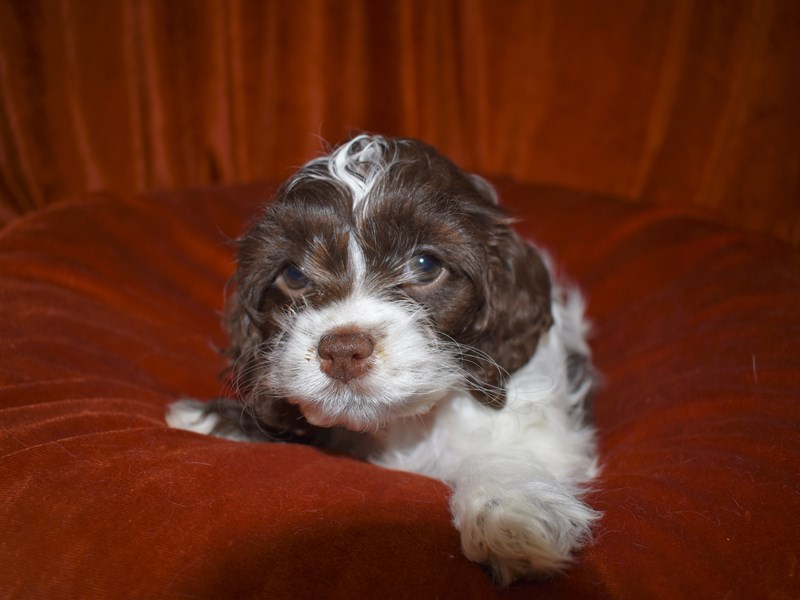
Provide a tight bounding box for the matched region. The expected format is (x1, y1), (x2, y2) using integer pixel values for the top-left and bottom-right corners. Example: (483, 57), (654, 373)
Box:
(167, 134), (600, 585)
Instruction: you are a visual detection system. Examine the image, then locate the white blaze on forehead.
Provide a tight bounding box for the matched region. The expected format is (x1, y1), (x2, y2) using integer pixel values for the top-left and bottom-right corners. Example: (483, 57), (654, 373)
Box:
(284, 136), (397, 289)
(329, 136), (389, 286)
(348, 232), (367, 283)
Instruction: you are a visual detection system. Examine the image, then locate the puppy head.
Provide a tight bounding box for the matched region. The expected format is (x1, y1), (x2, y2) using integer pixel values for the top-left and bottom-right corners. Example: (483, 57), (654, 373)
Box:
(226, 135), (552, 432)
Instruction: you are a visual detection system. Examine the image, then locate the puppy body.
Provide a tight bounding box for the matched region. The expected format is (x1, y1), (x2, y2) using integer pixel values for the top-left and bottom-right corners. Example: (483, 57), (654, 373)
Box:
(167, 135), (600, 584)
(374, 289), (598, 583)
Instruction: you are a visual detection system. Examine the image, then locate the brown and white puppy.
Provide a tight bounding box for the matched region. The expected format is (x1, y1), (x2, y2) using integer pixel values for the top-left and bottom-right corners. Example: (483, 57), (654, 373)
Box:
(168, 135), (600, 584)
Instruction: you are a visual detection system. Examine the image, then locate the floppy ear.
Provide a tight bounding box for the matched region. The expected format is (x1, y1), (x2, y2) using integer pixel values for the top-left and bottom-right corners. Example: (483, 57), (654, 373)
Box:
(466, 226), (554, 408)
(222, 268), (269, 412)
(224, 264), (327, 438)
(468, 174), (500, 205)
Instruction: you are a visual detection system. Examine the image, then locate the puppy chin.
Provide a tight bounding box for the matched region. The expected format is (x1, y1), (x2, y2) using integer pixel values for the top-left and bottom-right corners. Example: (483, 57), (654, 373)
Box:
(288, 399), (344, 429)
(287, 388), (447, 432)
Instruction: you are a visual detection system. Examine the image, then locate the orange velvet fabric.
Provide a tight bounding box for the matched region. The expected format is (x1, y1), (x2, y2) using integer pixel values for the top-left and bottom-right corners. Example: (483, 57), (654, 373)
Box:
(1, 181), (799, 597)
(1, 0), (798, 243)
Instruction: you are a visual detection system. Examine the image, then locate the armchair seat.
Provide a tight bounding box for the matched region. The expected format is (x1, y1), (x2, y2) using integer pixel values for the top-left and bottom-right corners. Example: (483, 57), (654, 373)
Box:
(1, 180), (797, 598)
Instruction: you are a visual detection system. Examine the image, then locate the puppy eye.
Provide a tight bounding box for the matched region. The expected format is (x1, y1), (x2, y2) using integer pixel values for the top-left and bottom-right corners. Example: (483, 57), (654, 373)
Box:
(278, 264), (310, 292)
(405, 254), (444, 285)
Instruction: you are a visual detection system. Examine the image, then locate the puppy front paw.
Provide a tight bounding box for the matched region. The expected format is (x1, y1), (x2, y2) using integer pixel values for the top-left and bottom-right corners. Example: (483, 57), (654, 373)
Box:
(452, 481), (599, 585)
(166, 398), (257, 441)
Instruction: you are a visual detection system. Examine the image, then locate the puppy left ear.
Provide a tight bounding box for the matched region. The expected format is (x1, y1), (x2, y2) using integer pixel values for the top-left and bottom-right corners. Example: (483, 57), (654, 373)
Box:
(467, 227), (554, 408)
(469, 174), (500, 205)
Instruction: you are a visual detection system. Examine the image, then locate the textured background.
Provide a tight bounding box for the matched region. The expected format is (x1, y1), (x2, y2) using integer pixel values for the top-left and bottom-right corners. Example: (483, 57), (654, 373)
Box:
(1, 0), (798, 243)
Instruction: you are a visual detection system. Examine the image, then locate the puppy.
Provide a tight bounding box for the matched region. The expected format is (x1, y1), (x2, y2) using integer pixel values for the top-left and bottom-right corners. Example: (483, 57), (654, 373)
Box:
(167, 134), (600, 585)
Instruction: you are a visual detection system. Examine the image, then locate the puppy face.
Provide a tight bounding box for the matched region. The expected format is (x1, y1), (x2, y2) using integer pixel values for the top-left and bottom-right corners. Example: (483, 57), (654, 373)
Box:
(227, 136), (552, 433)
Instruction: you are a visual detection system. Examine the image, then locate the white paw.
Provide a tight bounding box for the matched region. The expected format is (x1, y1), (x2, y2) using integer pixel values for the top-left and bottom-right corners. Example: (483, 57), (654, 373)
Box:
(166, 399), (220, 432)
(452, 481), (599, 585)
(165, 399), (254, 441)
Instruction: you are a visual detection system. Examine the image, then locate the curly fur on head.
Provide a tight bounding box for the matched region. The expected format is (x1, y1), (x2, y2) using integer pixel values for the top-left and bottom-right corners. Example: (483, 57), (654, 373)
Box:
(167, 134), (600, 585)
(227, 136), (554, 416)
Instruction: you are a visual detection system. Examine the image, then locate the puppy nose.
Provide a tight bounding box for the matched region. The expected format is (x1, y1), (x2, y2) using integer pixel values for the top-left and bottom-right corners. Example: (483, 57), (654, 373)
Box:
(318, 332), (375, 382)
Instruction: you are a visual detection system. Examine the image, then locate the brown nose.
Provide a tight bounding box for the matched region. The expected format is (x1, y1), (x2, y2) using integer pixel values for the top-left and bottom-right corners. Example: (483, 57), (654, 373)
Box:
(318, 332), (375, 382)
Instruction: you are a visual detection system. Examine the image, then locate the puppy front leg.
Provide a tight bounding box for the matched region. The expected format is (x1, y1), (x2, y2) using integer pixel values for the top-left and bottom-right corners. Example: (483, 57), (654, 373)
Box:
(166, 398), (362, 451)
(449, 453), (599, 585)
(166, 398), (266, 441)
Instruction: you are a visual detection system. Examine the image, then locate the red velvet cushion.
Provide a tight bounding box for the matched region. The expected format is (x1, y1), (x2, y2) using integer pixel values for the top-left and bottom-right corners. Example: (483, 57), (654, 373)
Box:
(1, 182), (798, 598)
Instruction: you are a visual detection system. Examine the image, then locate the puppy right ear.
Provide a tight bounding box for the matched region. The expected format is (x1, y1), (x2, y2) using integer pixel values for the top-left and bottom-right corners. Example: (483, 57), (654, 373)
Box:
(223, 223), (278, 386)
(222, 284), (258, 389)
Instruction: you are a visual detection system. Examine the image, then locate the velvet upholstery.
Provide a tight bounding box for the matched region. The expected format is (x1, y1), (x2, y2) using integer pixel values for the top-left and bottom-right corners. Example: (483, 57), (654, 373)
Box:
(1, 182), (798, 598)
(2, 1), (800, 598)
(1, 0), (799, 244)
